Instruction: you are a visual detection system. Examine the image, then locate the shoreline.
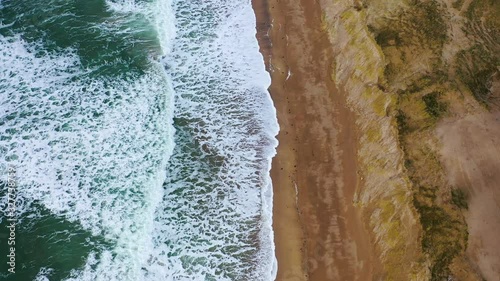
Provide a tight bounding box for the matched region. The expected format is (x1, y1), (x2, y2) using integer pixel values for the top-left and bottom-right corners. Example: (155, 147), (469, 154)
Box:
(252, 0), (376, 280)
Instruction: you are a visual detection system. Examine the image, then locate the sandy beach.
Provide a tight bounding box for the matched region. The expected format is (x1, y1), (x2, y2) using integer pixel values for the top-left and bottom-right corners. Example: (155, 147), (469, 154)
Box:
(252, 0), (377, 280)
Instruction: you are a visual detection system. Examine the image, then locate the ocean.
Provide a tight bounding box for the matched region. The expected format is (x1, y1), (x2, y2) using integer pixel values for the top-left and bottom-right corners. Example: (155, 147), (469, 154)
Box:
(0, 0), (278, 280)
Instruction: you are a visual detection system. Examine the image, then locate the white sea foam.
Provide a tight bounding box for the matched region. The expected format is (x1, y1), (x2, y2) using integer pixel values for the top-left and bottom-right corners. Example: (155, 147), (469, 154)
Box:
(147, 0), (279, 280)
(34, 268), (55, 281)
(104, 0), (176, 55)
(0, 2), (176, 279)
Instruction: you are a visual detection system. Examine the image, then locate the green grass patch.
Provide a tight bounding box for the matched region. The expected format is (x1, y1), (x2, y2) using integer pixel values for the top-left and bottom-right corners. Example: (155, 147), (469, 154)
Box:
(405, 76), (435, 93)
(396, 109), (410, 136)
(412, 0), (448, 44)
(414, 187), (467, 281)
(465, 0), (500, 27)
(465, 67), (496, 105)
(422, 92), (447, 118)
(456, 44), (498, 106)
(451, 189), (468, 210)
(373, 0), (448, 47)
(375, 29), (401, 47)
(452, 0), (465, 10)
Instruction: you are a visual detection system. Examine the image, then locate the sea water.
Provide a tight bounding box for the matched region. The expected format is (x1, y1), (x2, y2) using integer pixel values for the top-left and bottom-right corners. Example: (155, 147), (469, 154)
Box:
(0, 0), (278, 280)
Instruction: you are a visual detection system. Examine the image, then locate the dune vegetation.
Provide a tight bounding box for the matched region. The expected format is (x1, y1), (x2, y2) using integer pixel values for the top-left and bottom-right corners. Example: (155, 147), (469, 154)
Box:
(322, 0), (498, 279)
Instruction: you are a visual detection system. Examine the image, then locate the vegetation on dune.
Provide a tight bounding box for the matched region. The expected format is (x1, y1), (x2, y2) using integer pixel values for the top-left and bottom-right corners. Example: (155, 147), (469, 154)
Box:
(456, 45), (498, 106)
(451, 189), (469, 210)
(459, 0), (500, 106)
(363, 0), (498, 278)
(452, 0), (465, 10)
(415, 200), (467, 280)
(372, 0), (447, 49)
(395, 110), (409, 135)
(397, 93), (469, 280)
(325, 0), (497, 278)
(422, 92), (447, 118)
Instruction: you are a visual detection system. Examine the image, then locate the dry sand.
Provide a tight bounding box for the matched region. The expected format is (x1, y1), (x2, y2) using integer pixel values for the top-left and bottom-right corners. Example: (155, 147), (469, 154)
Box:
(252, 0), (376, 280)
(437, 112), (500, 281)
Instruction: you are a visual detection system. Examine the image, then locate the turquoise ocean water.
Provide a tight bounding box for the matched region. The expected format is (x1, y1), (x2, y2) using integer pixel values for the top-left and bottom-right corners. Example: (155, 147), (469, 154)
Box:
(0, 0), (278, 280)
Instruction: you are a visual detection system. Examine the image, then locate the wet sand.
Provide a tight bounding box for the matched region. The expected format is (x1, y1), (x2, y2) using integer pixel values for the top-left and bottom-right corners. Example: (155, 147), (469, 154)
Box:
(252, 0), (375, 280)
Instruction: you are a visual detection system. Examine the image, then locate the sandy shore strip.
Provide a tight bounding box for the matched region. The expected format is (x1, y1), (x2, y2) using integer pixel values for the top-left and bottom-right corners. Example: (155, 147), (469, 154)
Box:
(252, 0), (378, 280)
